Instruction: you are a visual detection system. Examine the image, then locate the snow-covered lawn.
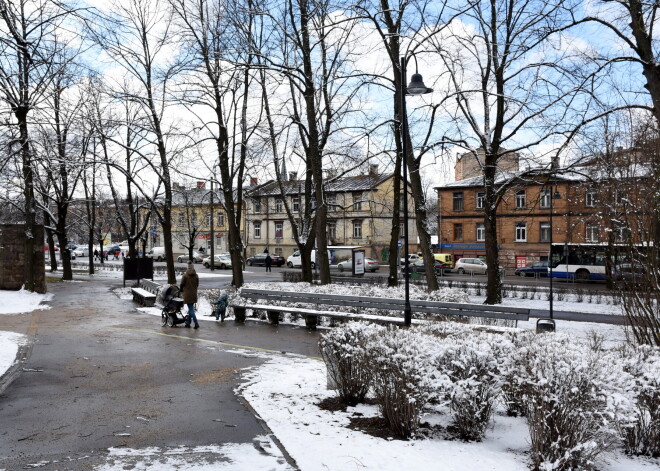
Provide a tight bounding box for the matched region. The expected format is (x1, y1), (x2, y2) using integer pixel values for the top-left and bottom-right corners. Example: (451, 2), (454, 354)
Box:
(238, 353), (659, 471)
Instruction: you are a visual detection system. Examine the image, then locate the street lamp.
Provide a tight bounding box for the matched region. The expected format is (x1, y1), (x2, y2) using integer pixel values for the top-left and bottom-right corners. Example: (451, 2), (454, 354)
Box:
(400, 54), (433, 327)
(538, 182), (561, 332)
(210, 175), (215, 271)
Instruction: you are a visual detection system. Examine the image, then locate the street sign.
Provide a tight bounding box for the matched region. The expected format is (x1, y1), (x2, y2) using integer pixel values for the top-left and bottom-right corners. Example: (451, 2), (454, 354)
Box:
(398, 239), (402, 248)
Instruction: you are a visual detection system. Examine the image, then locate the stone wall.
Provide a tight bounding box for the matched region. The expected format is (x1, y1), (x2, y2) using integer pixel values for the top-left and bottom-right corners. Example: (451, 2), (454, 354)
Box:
(0, 224), (46, 293)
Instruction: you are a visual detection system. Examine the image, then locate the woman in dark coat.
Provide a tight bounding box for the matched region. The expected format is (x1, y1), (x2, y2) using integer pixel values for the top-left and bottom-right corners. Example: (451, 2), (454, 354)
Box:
(180, 262), (200, 328)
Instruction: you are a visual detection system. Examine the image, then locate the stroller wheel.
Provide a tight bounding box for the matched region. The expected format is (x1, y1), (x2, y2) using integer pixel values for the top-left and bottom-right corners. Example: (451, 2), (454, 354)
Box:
(161, 310), (168, 326)
(166, 312), (175, 327)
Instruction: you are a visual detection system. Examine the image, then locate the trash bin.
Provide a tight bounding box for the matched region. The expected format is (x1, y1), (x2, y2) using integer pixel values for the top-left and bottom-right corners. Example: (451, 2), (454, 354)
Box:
(536, 318), (556, 333)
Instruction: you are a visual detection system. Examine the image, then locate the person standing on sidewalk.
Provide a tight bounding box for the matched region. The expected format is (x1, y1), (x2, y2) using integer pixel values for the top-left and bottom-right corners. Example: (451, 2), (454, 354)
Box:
(265, 253), (272, 272)
(180, 262), (200, 329)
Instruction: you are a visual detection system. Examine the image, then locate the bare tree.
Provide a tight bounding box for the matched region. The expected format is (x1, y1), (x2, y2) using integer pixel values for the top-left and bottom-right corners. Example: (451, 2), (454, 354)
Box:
(88, 0), (184, 284)
(0, 0), (78, 291)
(432, 0), (593, 303)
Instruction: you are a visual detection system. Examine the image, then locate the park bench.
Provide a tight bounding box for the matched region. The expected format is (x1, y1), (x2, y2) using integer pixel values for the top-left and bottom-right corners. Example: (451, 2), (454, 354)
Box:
(230, 288), (530, 329)
(131, 279), (161, 307)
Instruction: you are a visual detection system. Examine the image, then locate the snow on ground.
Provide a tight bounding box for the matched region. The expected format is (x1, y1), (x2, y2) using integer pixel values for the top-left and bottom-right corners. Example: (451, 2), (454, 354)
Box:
(0, 331), (27, 379)
(92, 436), (294, 470)
(0, 288), (52, 315)
(238, 354), (660, 471)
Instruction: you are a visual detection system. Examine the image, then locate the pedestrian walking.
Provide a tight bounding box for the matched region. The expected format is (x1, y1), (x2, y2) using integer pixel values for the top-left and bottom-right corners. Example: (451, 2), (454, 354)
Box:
(265, 253), (272, 272)
(93, 249), (99, 261)
(180, 262), (200, 329)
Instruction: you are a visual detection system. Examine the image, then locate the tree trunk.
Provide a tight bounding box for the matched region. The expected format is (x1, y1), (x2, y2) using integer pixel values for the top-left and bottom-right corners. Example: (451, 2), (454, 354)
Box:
(17, 111), (37, 291)
(483, 158), (502, 304)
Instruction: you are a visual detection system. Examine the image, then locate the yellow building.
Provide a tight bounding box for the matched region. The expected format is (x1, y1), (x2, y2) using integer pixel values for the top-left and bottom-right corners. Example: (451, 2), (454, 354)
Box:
(244, 171), (418, 263)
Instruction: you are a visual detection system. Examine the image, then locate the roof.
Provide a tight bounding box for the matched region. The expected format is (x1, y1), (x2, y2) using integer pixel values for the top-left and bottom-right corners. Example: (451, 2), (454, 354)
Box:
(246, 174), (393, 197)
(435, 163), (654, 190)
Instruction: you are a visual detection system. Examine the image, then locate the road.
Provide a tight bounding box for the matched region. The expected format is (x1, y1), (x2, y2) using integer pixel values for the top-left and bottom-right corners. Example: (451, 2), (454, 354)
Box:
(0, 277), (320, 470)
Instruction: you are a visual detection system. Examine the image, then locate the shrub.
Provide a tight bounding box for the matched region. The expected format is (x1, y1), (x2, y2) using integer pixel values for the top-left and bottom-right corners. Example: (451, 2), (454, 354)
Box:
(436, 332), (514, 441)
(319, 322), (386, 406)
(617, 345), (660, 457)
(513, 334), (625, 471)
(367, 329), (445, 438)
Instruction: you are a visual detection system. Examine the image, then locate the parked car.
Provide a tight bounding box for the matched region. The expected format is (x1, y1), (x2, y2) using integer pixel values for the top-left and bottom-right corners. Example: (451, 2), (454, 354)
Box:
(514, 260), (549, 277)
(246, 252), (285, 267)
(176, 251), (205, 263)
(400, 253), (420, 265)
(405, 259), (450, 275)
(103, 245), (122, 258)
(612, 263), (647, 282)
(454, 257), (488, 275)
(286, 249), (330, 268)
(74, 246), (90, 257)
(203, 254), (232, 269)
(337, 257), (380, 273)
(145, 246), (166, 261)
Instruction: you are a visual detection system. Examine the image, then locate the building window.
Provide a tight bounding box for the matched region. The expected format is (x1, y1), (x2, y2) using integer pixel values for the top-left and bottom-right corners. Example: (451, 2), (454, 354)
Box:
(614, 189), (625, 206)
(476, 223), (485, 242)
(254, 221), (261, 239)
(539, 189), (551, 209)
(515, 222), (527, 242)
(453, 192), (464, 211)
(327, 193), (336, 211)
(327, 220), (337, 240)
(217, 212), (224, 227)
(275, 247), (283, 257)
(353, 220), (363, 238)
(352, 192), (362, 211)
(253, 198), (261, 213)
(206, 212), (211, 226)
(540, 222), (551, 242)
(292, 197), (300, 212)
(177, 213), (184, 227)
(476, 192), (485, 210)
(585, 223), (599, 242)
(515, 190), (526, 209)
(275, 221), (283, 238)
(275, 199), (283, 212)
(191, 212), (197, 225)
(615, 225), (630, 242)
(586, 189), (598, 207)
(453, 224), (463, 241)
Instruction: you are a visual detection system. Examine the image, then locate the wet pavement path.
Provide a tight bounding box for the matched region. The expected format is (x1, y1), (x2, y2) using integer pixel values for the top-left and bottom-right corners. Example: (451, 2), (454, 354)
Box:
(0, 278), (320, 469)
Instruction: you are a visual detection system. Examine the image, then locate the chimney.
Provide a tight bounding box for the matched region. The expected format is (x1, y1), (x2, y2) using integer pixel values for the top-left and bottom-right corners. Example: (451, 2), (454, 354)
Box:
(250, 177), (258, 185)
(289, 172), (297, 181)
(197, 181), (206, 189)
(369, 164), (379, 175)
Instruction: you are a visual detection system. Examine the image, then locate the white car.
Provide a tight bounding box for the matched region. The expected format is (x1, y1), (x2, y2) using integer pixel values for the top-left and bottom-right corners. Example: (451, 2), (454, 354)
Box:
(203, 254), (232, 269)
(400, 253), (420, 265)
(454, 258), (504, 275)
(286, 249), (329, 268)
(73, 246), (89, 257)
(177, 251), (206, 263)
(337, 257), (380, 273)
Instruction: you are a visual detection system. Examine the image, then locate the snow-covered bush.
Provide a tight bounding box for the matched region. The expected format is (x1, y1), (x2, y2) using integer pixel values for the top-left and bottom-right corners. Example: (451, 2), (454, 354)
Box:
(319, 322), (386, 406)
(513, 333), (626, 471)
(499, 331), (535, 417)
(435, 332), (514, 441)
(617, 344), (660, 457)
(366, 329), (447, 438)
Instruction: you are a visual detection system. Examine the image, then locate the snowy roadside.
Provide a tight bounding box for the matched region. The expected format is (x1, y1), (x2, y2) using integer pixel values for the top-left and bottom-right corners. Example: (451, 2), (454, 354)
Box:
(237, 354), (660, 471)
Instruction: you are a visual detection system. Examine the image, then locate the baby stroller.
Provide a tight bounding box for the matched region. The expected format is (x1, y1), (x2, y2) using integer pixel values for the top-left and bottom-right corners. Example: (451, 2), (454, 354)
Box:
(160, 285), (188, 327)
(211, 290), (229, 322)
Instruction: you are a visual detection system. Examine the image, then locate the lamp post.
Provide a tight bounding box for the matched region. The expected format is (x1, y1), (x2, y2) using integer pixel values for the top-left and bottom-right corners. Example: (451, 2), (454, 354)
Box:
(210, 175), (215, 271)
(400, 55), (433, 327)
(538, 182), (561, 332)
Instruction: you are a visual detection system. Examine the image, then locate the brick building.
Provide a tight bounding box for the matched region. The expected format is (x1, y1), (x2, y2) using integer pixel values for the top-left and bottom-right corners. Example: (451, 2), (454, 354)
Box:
(435, 161), (648, 269)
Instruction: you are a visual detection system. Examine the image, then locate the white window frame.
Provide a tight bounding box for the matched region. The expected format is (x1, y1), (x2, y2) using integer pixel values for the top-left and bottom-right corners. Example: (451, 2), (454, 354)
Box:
(540, 222), (551, 242)
(586, 189), (598, 207)
(515, 222), (527, 242)
(292, 197), (300, 212)
(539, 189), (551, 209)
(254, 221), (261, 239)
(275, 221), (283, 239)
(217, 212), (224, 227)
(327, 220), (337, 240)
(253, 198), (261, 213)
(352, 220), (362, 238)
(476, 223), (485, 242)
(275, 198), (283, 212)
(475, 192), (485, 210)
(352, 192), (362, 211)
(585, 224), (599, 243)
(515, 190), (526, 209)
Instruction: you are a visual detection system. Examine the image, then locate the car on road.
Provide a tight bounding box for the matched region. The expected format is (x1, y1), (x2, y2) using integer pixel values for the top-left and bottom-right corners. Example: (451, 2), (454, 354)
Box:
(514, 260), (549, 277)
(177, 251), (206, 263)
(44, 244), (60, 252)
(246, 252), (285, 267)
(612, 263), (647, 283)
(74, 246), (90, 257)
(404, 259), (450, 275)
(145, 246), (165, 261)
(203, 254), (232, 269)
(400, 253), (420, 265)
(103, 245), (122, 258)
(454, 257), (488, 275)
(337, 257), (380, 273)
